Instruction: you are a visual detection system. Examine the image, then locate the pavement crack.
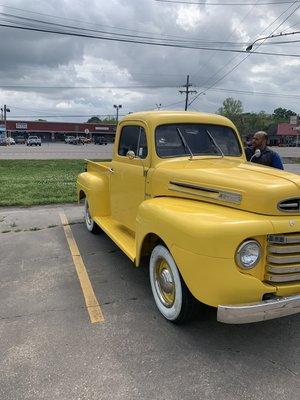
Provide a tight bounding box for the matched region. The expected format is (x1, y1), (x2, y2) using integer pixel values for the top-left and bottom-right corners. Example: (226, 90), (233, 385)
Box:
(267, 359), (298, 377)
(0, 305), (87, 321)
(0, 221), (83, 235)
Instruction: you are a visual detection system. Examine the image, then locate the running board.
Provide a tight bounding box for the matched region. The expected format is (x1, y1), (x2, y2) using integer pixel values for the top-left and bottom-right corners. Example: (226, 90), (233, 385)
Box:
(94, 216), (136, 262)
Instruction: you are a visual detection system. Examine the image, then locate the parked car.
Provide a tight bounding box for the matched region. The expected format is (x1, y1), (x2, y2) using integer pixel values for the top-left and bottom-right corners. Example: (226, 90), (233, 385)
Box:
(94, 136), (108, 145)
(0, 137), (6, 146)
(81, 136), (91, 144)
(65, 136), (75, 144)
(15, 136), (26, 144)
(26, 136), (41, 146)
(72, 136), (85, 145)
(6, 137), (15, 145)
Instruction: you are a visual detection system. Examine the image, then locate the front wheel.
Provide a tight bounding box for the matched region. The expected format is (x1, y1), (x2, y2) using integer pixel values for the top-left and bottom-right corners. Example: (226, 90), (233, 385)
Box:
(149, 245), (195, 324)
(84, 199), (100, 234)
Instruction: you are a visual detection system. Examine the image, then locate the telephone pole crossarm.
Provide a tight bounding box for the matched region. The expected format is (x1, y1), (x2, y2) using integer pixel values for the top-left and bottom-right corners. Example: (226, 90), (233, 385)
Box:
(179, 75), (197, 111)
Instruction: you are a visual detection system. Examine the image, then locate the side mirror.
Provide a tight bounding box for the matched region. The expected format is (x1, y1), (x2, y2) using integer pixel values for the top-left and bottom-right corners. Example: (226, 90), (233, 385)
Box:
(126, 150), (135, 160)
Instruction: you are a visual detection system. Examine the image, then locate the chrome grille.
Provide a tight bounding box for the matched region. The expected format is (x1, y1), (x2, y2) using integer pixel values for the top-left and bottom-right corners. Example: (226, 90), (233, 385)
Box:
(266, 233), (300, 283)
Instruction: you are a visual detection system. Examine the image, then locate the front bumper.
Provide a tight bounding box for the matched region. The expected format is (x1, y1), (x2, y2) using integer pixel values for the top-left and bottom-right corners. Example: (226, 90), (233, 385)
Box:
(217, 294), (300, 324)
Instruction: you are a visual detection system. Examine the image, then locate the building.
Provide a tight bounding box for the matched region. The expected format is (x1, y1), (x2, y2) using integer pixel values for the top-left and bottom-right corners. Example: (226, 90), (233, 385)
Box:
(277, 116), (300, 146)
(4, 120), (116, 142)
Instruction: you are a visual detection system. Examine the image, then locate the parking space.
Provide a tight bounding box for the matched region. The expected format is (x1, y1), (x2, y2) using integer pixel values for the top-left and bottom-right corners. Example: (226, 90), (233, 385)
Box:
(0, 204), (299, 399)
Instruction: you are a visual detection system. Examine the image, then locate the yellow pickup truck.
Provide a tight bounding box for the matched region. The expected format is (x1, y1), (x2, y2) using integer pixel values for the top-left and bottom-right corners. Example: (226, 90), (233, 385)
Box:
(77, 111), (300, 324)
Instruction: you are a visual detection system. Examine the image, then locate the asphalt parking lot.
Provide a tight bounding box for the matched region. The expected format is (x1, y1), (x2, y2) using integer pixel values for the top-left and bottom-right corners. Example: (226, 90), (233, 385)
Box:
(0, 143), (299, 174)
(0, 204), (299, 400)
(0, 142), (113, 160)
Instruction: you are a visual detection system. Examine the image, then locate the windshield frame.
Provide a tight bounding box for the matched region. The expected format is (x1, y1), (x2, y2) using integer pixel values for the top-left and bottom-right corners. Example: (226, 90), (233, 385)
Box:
(155, 123), (242, 159)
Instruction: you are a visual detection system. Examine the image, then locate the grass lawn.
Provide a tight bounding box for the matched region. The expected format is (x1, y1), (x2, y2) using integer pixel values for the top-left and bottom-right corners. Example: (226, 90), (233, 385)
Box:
(0, 160), (87, 206)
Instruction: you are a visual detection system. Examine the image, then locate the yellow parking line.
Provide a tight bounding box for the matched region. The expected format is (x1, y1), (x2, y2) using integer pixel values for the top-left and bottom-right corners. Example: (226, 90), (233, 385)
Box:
(59, 212), (104, 323)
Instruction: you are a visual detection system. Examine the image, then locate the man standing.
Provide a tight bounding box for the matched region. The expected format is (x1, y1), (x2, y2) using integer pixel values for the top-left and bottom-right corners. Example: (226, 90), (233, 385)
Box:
(245, 131), (284, 170)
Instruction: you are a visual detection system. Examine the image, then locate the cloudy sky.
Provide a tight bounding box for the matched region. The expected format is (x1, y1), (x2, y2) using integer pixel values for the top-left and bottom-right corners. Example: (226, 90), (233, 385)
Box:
(0, 0), (299, 122)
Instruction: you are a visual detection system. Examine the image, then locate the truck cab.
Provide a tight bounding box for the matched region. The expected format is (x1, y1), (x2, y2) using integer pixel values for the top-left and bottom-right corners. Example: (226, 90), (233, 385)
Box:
(77, 111), (300, 324)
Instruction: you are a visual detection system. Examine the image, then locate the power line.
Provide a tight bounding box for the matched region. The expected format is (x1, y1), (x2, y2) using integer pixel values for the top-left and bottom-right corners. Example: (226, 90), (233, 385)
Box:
(188, 1), (300, 106)
(192, 0), (259, 81)
(0, 12), (291, 48)
(3, 84), (300, 101)
(192, 0), (298, 91)
(155, 0), (299, 5)
(0, 20), (300, 57)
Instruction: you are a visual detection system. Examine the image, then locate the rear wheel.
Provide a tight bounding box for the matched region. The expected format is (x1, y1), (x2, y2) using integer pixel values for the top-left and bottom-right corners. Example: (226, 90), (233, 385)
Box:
(149, 245), (195, 324)
(84, 199), (100, 234)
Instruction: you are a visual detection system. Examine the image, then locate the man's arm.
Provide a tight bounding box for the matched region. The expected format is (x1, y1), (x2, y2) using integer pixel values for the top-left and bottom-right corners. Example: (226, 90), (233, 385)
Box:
(271, 151), (284, 170)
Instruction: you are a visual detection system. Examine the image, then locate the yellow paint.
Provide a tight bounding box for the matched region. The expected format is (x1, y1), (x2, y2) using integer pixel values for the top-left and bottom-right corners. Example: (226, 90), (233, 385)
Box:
(59, 212), (104, 323)
(76, 111), (300, 309)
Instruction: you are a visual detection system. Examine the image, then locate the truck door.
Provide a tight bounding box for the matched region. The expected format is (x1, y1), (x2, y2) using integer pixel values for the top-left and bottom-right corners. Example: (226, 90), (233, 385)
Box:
(110, 124), (149, 232)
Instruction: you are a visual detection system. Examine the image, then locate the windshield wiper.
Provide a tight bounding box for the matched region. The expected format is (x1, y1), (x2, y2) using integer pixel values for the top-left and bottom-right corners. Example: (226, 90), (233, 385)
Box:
(176, 128), (194, 160)
(205, 129), (224, 158)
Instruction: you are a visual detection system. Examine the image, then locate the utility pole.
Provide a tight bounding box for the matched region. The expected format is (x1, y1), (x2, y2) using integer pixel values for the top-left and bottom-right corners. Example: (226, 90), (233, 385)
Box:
(179, 75), (197, 111)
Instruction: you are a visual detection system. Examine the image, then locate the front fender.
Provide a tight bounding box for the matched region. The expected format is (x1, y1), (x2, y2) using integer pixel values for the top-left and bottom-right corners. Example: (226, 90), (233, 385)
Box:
(136, 197), (275, 307)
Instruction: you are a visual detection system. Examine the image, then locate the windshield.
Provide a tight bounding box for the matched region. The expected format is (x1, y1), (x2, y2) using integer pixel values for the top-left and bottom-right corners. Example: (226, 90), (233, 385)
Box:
(155, 123), (242, 158)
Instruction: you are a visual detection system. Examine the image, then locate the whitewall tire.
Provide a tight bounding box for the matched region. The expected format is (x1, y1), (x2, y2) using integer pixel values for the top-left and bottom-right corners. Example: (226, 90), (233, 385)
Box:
(149, 245), (194, 324)
(84, 198), (100, 234)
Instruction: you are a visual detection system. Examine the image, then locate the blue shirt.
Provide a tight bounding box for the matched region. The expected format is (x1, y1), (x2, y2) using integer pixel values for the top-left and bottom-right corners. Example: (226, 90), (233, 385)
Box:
(245, 146), (284, 170)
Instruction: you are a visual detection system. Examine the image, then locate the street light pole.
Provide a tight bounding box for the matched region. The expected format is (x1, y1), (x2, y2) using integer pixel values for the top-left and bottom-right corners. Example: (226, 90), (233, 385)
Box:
(246, 30), (300, 52)
(3, 105), (10, 145)
(113, 104), (122, 123)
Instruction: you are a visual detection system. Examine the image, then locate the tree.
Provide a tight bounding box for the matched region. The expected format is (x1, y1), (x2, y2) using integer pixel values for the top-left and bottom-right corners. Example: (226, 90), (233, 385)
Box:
(87, 116), (117, 124)
(217, 97), (243, 118)
(87, 116), (102, 123)
(272, 107), (297, 122)
(217, 97), (244, 133)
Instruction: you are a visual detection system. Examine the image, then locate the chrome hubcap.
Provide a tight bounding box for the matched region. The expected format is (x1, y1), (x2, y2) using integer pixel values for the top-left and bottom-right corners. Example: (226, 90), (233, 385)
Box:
(154, 259), (175, 308)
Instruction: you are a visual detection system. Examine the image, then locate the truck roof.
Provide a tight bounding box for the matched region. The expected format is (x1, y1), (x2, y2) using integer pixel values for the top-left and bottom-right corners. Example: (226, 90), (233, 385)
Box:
(120, 110), (235, 128)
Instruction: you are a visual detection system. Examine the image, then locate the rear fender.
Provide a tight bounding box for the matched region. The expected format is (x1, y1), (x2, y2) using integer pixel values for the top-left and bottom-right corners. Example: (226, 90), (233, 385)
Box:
(77, 171), (110, 218)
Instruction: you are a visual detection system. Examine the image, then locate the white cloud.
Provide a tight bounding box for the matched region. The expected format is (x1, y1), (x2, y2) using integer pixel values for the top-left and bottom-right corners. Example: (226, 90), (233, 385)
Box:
(0, 0), (298, 121)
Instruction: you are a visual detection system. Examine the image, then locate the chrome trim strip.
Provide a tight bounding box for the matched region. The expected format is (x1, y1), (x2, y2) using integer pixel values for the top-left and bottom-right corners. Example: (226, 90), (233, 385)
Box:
(217, 294), (300, 324)
(169, 181), (219, 193)
(268, 244), (300, 254)
(267, 264), (300, 274)
(265, 272), (300, 282)
(267, 255), (300, 264)
(169, 181), (242, 204)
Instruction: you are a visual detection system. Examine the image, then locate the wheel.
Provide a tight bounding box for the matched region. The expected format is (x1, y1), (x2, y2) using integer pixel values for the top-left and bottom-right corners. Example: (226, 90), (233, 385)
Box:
(149, 245), (195, 324)
(84, 199), (100, 234)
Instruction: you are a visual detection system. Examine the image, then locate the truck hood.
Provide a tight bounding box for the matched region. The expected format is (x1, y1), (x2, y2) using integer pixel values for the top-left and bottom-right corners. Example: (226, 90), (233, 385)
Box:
(150, 158), (300, 216)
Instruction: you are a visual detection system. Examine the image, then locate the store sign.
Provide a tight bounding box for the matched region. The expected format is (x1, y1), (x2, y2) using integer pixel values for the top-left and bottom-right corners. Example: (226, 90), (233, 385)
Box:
(290, 116), (298, 125)
(16, 122), (28, 129)
(95, 126), (109, 131)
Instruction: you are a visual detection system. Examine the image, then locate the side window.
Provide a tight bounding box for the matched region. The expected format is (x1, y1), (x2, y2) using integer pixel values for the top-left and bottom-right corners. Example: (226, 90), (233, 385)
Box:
(118, 125), (148, 158)
(137, 128), (148, 159)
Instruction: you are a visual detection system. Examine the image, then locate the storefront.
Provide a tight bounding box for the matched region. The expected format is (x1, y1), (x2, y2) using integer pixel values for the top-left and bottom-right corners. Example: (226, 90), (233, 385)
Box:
(5, 120), (116, 142)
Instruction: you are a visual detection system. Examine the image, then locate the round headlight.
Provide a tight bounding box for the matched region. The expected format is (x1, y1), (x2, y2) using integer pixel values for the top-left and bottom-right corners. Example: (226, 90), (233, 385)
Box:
(235, 240), (261, 269)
